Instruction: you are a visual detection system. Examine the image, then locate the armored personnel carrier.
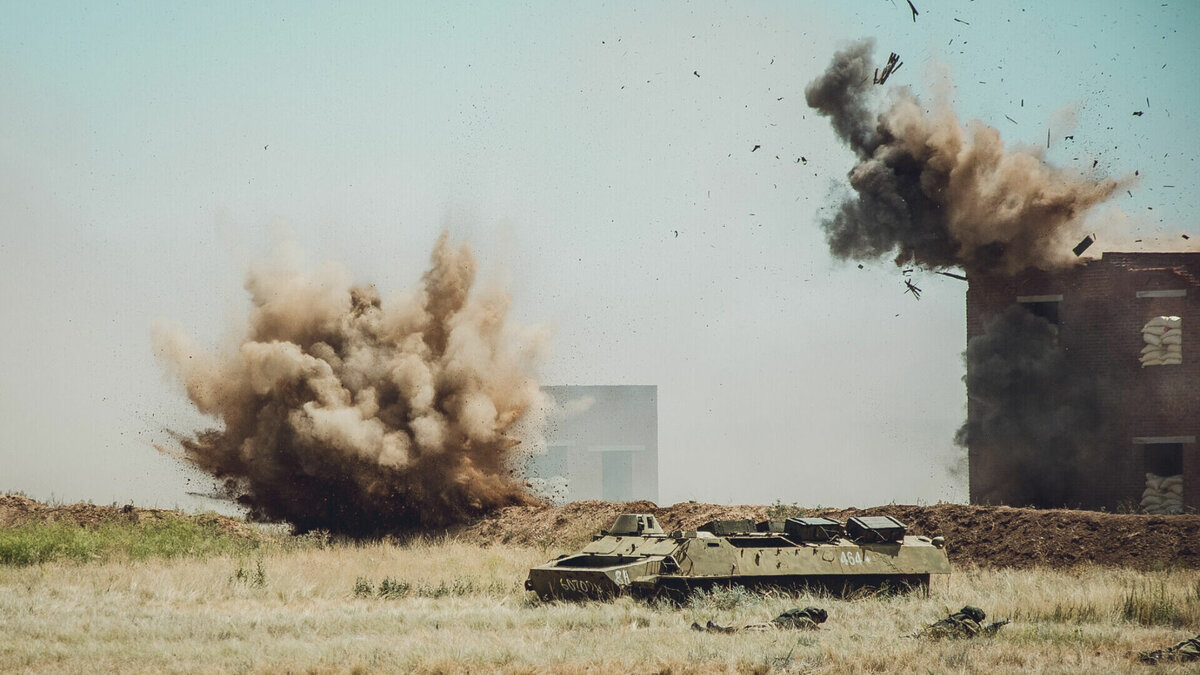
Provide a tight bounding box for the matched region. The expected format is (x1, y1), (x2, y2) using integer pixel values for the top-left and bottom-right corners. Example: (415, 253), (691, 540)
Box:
(525, 513), (950, 601)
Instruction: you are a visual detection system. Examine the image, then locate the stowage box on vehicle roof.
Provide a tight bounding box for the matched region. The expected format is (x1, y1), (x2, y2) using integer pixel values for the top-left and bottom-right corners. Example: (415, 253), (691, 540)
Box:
(784, 516), (844, 542)
(698, 519), (756, 535)
(846, 515), (907, 543)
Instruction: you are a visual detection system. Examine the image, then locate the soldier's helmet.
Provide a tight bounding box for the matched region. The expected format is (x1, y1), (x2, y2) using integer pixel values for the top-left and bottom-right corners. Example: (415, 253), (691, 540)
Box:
(959, 606), (986, 623)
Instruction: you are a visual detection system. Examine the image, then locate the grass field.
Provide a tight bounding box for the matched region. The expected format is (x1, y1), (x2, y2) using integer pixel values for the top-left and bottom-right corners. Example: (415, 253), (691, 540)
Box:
(2, 530), (1199, 674)
(0, 515), (262, 566)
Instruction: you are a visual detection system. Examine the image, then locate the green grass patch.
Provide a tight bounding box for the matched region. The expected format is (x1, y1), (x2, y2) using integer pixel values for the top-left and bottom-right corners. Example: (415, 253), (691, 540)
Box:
(352, 575), (514, 599)
(1120, 579), (1200, 627)
(686, 584), (761, 611)
(0, 515), (260, 566)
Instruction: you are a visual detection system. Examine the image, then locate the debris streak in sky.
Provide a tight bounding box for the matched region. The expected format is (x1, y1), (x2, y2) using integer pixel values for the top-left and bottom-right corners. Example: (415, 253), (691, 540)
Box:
(805, 39), (1125, 276)
(153, 234), (547, 534)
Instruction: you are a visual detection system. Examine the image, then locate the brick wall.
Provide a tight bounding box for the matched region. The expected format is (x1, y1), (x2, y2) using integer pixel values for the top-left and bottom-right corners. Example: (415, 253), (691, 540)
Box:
(966, 252), (1200, 511)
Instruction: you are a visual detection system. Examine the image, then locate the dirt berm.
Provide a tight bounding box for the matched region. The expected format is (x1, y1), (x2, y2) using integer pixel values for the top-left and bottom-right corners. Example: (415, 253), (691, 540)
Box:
(0, 494), (260, 539)
(458, 500), (1200, 570)
(5, 494), (1196, 570)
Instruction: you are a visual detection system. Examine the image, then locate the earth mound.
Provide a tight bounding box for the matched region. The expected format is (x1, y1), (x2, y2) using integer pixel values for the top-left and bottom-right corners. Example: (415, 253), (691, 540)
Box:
(459, 500), (1200, 570)
(6, 494), (1196, 570)
(0, 493), (259, 538)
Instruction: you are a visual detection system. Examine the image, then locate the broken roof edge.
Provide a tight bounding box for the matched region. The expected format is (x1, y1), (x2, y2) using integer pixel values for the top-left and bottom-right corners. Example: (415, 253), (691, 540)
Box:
(1096, 250), (1200, 257)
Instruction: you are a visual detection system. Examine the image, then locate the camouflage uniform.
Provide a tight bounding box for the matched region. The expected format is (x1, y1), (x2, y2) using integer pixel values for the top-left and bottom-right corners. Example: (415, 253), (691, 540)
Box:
(1138, 634), (1200, 665)
(918, 606), (987, 639)
(692, 606), (828, 633)
(769, 607), (829, 630)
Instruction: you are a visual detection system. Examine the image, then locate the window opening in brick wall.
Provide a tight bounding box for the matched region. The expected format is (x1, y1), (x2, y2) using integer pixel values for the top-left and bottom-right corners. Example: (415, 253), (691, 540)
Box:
(1141, 443), (1184, 514)
(1018, 300), (1060, 325)
(1139, 316), (1182, 367)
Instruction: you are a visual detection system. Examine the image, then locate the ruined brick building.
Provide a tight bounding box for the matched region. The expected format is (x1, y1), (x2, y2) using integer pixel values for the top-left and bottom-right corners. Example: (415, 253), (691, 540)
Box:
(965, 252), (1200, 512)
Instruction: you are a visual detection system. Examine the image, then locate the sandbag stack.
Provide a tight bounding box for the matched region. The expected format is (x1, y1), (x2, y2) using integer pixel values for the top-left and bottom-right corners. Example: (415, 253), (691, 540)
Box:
(1140, 316), (1182, 367)
(1142, 472), (1184, 514)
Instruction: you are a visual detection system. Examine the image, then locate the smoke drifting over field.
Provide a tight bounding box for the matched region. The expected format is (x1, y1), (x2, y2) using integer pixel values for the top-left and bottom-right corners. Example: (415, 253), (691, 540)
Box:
(153, 234), (546, 534)
(955, 306), (1103, 507)
(805, 39), (1123, 275)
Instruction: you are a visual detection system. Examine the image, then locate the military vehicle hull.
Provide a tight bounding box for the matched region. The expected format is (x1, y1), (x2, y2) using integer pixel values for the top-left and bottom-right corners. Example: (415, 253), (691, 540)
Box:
(525, 514), (950, 601)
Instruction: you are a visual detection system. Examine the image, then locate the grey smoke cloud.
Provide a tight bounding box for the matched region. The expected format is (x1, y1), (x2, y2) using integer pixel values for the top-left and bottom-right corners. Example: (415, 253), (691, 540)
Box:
(153, 234), (548, 533)
(806, 39), (1124, 275)
(955, 306), (1103, 507)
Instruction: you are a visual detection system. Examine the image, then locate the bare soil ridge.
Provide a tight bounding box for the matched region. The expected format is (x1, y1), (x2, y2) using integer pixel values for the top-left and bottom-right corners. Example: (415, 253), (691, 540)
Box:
(4, 494), (1196, 570)
(459, 500), (1200, 570)
(0, 494), (258, 538)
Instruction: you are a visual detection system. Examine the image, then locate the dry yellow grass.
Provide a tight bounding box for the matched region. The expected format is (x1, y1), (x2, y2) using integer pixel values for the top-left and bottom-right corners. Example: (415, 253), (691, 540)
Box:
(1, 538), (1197, 673)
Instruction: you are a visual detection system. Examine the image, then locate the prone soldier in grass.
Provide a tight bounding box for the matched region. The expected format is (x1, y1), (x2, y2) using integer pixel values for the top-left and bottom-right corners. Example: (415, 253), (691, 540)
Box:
(692, 607), (828, 633)
(1138, 633), (1200, 665)
(917, 605), (1008, 639)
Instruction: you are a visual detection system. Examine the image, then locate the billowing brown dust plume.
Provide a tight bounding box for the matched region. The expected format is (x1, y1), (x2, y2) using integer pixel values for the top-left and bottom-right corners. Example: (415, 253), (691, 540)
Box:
(153, 234), (546, 534)
(806, 39), (1122, 275)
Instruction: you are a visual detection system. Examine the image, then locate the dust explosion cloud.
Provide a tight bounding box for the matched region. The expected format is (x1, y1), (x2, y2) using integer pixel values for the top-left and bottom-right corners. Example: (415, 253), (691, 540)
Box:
(806, 39), (1123, 275)
(153, 234), (546, 533)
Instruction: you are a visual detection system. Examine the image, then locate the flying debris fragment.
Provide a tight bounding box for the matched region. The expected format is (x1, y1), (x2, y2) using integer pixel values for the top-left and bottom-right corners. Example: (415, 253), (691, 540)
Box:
(936, 271), (968, 281)
(752, 144), (761, 152)
(904, 278), (922, 300)
(1072, 234), (1096, 257)
(905, 0), (919, 22)
(186, 491), (235, 502)
(1133, 111), (1144, 116)
(874, 52), (902, 85)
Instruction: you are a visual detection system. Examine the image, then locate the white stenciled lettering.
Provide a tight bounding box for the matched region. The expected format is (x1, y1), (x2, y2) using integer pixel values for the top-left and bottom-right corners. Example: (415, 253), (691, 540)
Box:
(839, 550), (866, 566)
(613, 569), (630, 586)
(558, 578), (603, 595)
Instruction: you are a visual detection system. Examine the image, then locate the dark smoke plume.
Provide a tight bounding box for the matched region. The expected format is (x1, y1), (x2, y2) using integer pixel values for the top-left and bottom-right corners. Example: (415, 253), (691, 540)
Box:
(806, 39), (1123, 275)
(153, 234), (547, 534)
(955, 306), (1103, 507)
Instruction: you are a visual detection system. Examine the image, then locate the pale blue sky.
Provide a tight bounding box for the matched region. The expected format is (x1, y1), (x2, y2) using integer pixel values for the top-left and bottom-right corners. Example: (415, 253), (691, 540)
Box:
(2, 1), (1197, 509)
